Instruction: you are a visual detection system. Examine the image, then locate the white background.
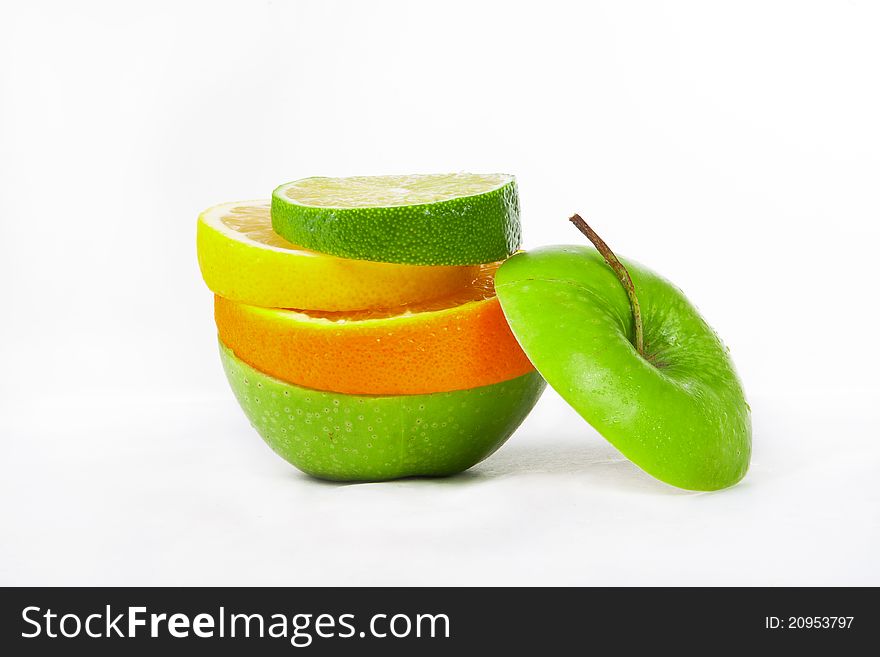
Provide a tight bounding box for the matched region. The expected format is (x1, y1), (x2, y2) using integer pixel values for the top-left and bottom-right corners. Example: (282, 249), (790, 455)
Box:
(1, 0), (878, 585)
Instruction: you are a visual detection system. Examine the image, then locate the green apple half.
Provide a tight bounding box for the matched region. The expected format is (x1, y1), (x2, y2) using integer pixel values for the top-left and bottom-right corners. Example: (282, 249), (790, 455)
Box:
(220, 342), (546, 481)
(495, 236), (751, 491)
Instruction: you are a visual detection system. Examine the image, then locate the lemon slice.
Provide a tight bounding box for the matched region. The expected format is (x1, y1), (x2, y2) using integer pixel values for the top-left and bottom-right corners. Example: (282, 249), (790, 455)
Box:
(197, 200), (481, 310)
(271, 173), (521, 265)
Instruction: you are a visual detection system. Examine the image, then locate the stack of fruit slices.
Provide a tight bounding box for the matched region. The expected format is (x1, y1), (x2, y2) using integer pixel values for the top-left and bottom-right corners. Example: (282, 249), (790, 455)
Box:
(197, 174), (546, 481)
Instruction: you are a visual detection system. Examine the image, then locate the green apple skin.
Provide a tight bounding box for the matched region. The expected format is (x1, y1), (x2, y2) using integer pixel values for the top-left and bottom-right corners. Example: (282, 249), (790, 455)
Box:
(495, 246), (750, 491)
(220, 342), (546, 481)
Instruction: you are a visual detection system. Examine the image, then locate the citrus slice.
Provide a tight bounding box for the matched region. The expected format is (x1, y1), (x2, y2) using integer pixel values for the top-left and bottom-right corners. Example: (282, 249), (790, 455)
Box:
(220, 341), (545, 481)
(197, 200), (482, 310)
(214, 264), (536, 395)
(270, 173), (521, 265)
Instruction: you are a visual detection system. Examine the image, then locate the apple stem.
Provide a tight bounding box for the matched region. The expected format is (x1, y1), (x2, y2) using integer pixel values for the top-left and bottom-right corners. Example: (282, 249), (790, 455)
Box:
(569, 214), (645, 357)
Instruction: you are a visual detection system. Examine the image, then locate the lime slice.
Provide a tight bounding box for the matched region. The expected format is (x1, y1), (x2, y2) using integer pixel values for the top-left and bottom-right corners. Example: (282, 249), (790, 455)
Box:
(197, 200), (481, 310)
(271, 173), (521, 265)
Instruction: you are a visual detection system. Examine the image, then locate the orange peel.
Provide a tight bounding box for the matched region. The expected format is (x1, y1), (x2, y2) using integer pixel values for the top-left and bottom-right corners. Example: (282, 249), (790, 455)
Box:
(214, 265), (535, 395)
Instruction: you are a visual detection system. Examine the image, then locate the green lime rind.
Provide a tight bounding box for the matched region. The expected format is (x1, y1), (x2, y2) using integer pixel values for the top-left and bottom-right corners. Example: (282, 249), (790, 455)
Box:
(220, 341), (545, 481)
(270, 174), (521, 265)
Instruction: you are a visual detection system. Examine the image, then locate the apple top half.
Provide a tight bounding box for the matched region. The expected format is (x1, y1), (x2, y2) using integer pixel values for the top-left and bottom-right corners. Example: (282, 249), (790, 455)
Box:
(495, 245), (751, 491)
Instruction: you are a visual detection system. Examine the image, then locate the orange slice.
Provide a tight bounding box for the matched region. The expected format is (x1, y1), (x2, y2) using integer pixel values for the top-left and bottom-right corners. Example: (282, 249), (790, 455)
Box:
(214, 265), (535, 395)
